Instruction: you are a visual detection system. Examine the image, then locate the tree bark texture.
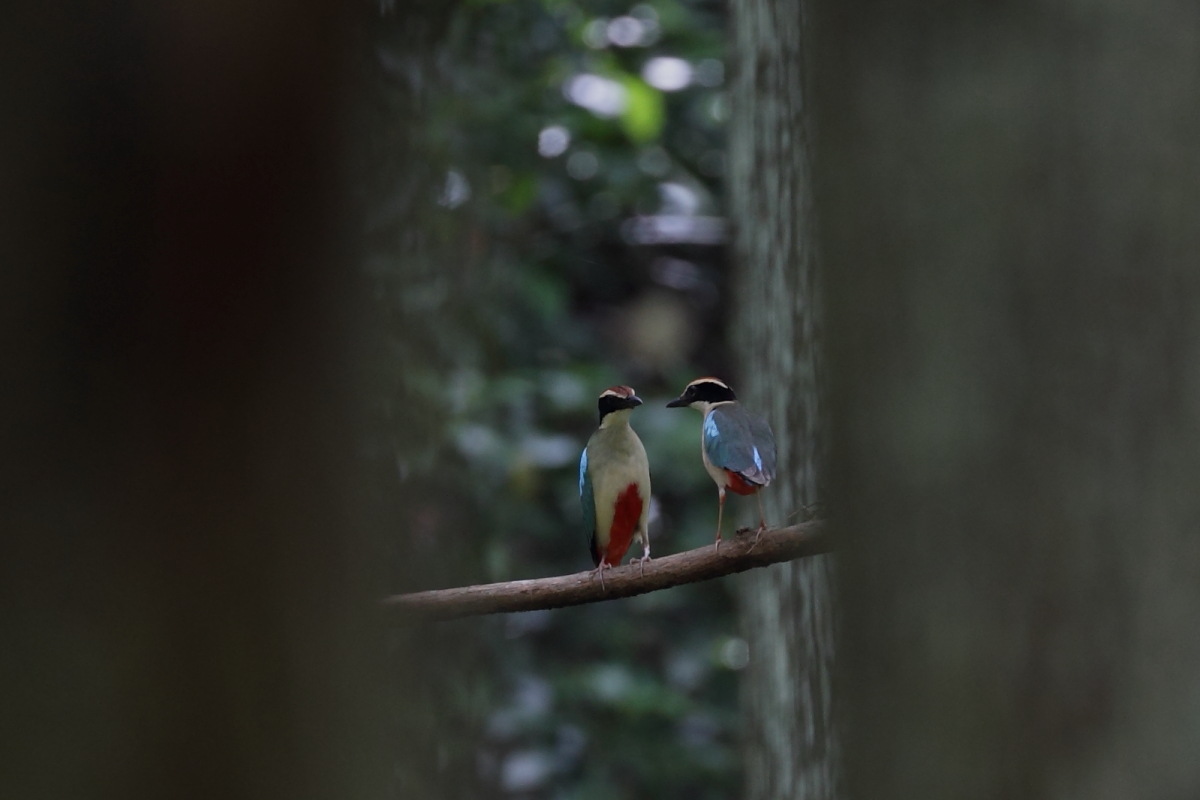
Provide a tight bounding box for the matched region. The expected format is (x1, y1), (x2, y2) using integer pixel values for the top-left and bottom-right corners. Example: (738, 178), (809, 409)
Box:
(817, 3), (1200, 799)
(729, 1), (838, 798)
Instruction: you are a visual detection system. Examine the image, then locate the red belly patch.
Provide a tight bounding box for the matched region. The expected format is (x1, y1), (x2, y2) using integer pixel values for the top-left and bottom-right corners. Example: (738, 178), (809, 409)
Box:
(724, 470), (760, 496)
(604, 482), (644, 565)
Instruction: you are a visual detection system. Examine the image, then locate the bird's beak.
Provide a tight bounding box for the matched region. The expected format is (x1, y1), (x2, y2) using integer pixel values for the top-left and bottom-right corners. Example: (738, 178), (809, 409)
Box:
(629, 395), (644, 407)
(665, 395), (687, 408)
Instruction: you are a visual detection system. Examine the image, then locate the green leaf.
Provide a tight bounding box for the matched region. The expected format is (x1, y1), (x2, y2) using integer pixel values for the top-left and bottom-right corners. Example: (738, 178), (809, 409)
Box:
(618, 76), (664, 144)
(500, 173), (538, 215)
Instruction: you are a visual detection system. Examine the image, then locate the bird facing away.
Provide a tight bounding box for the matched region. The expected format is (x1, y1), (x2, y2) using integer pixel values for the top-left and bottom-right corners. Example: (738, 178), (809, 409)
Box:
(667, 377), (776, 549)
(579, 385), (652, 586)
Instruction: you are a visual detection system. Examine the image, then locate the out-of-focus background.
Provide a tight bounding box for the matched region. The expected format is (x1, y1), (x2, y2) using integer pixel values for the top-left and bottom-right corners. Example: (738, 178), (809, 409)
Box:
(361, 2), (766, 796)
(6, 1), (1200, 800)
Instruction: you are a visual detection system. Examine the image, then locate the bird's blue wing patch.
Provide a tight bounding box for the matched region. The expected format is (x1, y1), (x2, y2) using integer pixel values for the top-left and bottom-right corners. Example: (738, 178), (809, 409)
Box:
(703, 408), (745, 472)
(579, 446), (595, 532)
(702, 412), (722, 460)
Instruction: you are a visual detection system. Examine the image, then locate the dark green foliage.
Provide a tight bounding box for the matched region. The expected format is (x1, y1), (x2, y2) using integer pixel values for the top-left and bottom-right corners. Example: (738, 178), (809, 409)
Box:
(357, 1), (748, 797)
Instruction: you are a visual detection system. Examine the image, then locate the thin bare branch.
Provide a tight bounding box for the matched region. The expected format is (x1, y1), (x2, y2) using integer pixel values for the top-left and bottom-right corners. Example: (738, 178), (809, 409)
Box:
(381, 520), (829, 622)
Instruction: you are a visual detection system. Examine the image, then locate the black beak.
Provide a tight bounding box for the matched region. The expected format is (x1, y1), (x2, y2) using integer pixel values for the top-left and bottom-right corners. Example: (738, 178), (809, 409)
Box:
(627, 395), (644, 408)
(665, 395), (688, 408)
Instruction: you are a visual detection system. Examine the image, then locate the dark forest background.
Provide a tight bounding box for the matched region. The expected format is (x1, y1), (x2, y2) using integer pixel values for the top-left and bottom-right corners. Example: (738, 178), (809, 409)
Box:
(5, 1), (1200, 800)
(363, 2), (758, 796)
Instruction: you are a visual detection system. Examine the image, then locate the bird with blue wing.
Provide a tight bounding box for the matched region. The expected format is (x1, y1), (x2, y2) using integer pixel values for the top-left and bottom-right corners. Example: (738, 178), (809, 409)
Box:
(579, 385), (652, 588)
(667, 377), (776, 549)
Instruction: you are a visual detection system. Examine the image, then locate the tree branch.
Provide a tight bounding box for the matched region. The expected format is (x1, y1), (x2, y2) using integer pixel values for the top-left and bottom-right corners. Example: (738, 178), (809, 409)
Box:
(381, 520), (829, 622)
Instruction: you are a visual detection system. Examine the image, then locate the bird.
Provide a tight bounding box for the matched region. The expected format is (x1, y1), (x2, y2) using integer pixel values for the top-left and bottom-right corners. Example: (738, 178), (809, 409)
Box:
(667, 377), (776, 550)
(579, 385), (652, 588)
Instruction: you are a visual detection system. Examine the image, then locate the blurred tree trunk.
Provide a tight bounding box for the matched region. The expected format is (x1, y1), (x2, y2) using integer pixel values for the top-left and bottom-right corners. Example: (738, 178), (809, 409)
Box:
(729, 1), (838, 799)
(0, 3), (400, 799)
(817, 3), (1200, 799)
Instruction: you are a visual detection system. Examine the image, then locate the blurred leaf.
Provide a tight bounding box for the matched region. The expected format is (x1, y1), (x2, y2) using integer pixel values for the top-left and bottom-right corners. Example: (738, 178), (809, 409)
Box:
(618, 75), (665, 144)
(500, 172), (539, 215)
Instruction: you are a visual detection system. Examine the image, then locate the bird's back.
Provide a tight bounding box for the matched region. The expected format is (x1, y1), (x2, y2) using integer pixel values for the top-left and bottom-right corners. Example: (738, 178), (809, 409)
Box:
(703, 403), (776, 487)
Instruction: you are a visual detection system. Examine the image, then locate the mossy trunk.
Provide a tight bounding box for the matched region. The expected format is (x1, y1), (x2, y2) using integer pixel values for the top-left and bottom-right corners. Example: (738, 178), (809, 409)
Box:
(729, 1), (838, 798)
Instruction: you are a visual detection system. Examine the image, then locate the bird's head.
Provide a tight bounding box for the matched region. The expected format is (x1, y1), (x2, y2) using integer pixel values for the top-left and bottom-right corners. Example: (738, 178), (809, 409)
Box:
(597, 385), (643, 424)
(666, 377), (736, 412)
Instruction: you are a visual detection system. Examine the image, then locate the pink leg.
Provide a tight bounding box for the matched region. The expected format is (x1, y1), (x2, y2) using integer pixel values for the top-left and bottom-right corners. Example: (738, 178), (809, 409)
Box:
(714, 488), (726, 551)
(749, 492), (769, 551)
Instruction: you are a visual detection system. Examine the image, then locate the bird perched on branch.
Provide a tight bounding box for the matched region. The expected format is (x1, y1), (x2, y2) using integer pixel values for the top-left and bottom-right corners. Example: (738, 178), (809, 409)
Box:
(667, 377), (776, 549)
(579, 385), (652, 587)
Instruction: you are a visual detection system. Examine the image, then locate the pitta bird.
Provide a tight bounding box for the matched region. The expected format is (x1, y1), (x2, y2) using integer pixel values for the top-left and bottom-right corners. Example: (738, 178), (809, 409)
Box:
(667, 377), (776, 549)
(579, 385), (652, 586)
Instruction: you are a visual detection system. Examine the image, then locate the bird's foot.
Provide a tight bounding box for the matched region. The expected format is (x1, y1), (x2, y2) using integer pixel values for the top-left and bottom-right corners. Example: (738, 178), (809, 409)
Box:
(591, 561), (612, 591)
(747, 521), (768, 553)
(634, 553), (651, 577)
(713, 535), (722, 552)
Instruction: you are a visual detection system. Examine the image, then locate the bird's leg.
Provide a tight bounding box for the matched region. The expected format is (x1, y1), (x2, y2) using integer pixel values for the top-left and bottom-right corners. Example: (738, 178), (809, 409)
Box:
(749, 492), (769, 552)
(633, 533), (651, 577)
(714, 488), (726, 551)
